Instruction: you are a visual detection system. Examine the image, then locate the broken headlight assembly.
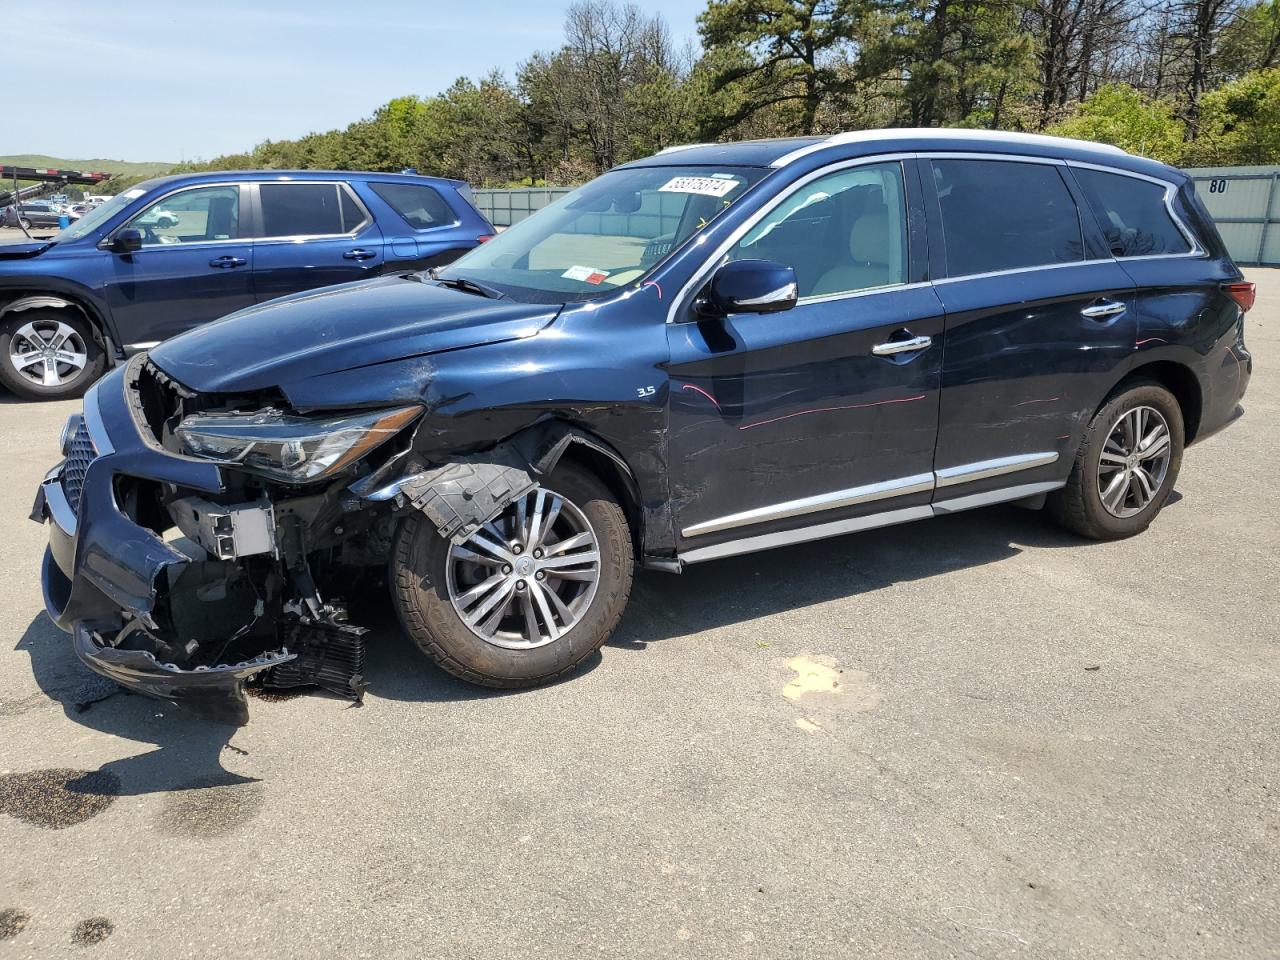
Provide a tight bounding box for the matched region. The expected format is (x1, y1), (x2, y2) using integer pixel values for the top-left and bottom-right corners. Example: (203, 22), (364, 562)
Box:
(175, 405), (421, 483)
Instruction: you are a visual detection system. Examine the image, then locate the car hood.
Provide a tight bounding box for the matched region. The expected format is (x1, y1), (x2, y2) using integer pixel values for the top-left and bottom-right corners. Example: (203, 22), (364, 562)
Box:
(149, 275), (560, 394)
(0, 240), (54, 260)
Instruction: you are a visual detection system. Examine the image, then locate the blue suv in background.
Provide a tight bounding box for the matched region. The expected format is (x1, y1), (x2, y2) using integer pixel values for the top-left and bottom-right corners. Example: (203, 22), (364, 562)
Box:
(0, 170), (494, 399)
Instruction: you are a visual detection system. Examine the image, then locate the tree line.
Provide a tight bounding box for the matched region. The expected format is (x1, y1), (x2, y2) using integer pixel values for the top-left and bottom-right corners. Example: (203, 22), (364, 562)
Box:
(115, 0), (1280, 192)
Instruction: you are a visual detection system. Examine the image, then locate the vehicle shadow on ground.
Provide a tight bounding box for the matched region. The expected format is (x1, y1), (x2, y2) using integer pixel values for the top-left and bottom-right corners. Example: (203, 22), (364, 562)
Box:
(11, 499), (1162, 780)
(363, 501), (1107, 697)
(609, 503), (1101, 652)
(14, 614), (254, 797)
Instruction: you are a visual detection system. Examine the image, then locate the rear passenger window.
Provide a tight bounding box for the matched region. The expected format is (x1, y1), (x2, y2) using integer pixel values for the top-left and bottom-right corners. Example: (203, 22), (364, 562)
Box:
(1072, 168), (1192, 257)
(932, 160), (1084, 276)
(370, 182), (457, 229)
(259, 183), (365, 237)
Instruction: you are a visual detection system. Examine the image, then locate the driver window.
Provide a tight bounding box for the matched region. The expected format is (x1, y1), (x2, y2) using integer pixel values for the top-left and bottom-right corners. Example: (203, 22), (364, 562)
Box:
(728, 162), (907, 299)
(128, 185), (240, 246)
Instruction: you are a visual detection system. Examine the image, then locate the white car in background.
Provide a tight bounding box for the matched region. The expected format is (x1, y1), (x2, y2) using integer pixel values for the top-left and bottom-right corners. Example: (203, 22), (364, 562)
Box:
(133, 205), (180, 229)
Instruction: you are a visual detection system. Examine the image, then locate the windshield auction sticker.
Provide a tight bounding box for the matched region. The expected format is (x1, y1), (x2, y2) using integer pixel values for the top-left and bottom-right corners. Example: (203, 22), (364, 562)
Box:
(562, 265), (610, 284)
(658, 176), (739, 198)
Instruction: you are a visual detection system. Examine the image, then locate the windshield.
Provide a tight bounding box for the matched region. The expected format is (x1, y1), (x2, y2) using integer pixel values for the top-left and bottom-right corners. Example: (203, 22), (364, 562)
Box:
(438, 165), (769, 303)
(55, 186), (148, 242)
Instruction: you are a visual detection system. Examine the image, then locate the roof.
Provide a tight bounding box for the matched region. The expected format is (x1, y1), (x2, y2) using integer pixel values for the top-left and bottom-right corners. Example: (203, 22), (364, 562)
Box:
(620, 128), (1174, 179)
(131, 169), (467, 192)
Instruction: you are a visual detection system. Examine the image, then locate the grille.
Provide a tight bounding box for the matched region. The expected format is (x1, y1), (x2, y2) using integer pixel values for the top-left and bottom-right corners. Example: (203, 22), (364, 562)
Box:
(61, 419), (97, 515)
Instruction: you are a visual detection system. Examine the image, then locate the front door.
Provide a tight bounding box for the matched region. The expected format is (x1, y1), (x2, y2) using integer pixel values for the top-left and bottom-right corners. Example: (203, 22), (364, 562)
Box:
(922, 157), (1137, 499)
(102, 183), (254, 348)
(667, 160), (945, 557)
(250, 181), (384, 303)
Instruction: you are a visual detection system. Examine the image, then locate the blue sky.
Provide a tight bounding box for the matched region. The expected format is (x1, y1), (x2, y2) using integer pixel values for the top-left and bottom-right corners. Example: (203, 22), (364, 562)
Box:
(10, 0), (703, 163)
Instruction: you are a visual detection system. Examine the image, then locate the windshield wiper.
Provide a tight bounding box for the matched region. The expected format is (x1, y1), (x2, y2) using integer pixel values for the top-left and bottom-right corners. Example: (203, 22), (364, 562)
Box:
(425, 268), (507, 300)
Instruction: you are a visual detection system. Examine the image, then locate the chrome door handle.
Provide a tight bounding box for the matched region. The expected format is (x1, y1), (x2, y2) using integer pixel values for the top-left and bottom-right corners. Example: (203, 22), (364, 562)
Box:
(1081, 299), (1127, 320)
(208, 255), (247, 268)
(872, 334), (932, 357)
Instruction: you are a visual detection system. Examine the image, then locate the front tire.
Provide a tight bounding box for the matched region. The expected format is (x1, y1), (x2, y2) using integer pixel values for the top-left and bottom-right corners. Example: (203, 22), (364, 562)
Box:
(0, 309), (105, 401)
(1048, 379), (1184, 540)
(391, 462), (634, 688)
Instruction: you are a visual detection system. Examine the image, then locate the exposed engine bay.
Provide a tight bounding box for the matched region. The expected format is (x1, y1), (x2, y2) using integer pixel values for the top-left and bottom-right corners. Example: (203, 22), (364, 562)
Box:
(60, 358), (600, 723)
(96, 359), (425, 718)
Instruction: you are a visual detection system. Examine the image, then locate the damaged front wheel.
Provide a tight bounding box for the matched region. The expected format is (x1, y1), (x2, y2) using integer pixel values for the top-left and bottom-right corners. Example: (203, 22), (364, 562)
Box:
(391, 463), (633, 687)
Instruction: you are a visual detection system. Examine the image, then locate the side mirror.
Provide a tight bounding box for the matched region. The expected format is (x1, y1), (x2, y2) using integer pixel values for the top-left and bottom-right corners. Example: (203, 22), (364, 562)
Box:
(110, 228), (143, 254)
(699, 259), (798, 317)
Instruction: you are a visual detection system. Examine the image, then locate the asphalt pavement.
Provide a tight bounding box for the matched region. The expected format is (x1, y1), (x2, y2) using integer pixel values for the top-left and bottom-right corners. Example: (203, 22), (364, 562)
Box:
(0, 273), (1276, 959)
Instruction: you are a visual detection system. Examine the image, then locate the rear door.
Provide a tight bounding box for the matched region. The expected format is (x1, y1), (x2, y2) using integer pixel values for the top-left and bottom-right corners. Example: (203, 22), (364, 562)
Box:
(923, 155), (1135, 502)
(101, 183), (254, 348)
(362, 180), (481, 271)
(249, 181), (384, 303)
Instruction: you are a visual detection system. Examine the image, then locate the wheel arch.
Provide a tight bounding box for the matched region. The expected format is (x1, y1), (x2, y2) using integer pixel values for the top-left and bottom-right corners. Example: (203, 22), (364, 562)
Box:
(383, 418), (649, 560)
(0, 291), (114, 356)
(536, 424), (646, 559)
(1122, 360), (1203, 443)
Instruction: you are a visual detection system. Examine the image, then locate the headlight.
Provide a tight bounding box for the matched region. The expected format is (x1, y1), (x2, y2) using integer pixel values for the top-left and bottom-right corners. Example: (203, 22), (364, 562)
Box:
(176, 406), (421, 483)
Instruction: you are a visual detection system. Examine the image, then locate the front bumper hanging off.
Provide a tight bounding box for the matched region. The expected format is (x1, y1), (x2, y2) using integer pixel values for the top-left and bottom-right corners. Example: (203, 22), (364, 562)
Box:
(31, 364), (366, 724)
(71, 621), (294, 725)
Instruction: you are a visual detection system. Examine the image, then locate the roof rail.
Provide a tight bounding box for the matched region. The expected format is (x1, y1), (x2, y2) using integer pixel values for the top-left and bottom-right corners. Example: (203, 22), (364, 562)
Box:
(653, 143), (715, 156)
(770, 128), (1127, 167)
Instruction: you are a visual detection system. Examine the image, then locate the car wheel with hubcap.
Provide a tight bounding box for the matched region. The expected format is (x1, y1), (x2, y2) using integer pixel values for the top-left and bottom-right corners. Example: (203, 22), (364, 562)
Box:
(1048, 378), (1184, 540)
(391, 462), (634, 687)
(0, 309), (105, 401)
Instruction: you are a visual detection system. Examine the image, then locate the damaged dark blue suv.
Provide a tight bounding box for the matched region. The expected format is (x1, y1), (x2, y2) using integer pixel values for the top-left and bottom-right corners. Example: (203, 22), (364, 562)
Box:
(33, 130), (1253, 723)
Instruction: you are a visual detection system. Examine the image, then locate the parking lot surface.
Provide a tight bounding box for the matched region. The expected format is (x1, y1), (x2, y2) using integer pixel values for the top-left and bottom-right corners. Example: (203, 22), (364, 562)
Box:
(0, 226), (44, 245)
(1, 273), (1277, 959)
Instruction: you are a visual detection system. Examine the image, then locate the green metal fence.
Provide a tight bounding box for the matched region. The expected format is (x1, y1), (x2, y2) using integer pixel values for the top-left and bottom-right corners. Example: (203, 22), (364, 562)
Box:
(1186, 165), (1280, 266)
(471, 188), (572, 227)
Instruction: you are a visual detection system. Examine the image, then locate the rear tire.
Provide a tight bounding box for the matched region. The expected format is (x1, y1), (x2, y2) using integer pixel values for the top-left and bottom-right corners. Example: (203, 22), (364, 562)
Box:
(0, 308), (105, 401)
(1048, 378), (1184, 540)
(391, 462), (634, 688)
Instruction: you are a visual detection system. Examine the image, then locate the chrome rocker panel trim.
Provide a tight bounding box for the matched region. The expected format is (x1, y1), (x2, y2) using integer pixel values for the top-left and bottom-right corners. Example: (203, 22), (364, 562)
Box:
(681, 473), (935, 538)
(678, 452), (1065, 565)
(680, 479), (1066, 565)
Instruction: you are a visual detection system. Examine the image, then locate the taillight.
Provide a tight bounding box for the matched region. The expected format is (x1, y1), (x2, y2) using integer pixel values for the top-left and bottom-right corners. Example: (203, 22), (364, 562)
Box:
(1223, 281), (1256, 313)
(476, 234), (493, 244)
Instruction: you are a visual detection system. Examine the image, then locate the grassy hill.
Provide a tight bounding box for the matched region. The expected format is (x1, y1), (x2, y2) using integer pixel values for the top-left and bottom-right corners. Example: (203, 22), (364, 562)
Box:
(0, 155), (175, 177)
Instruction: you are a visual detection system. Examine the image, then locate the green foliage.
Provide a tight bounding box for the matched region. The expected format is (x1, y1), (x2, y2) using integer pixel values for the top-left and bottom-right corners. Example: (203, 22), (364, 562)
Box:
(697, 0), (872, 135)
(0, 155), (174, 177)
(1048, 85), (1189, 162)
(1219, 0), (1280, 78)
(1190, 67), (1280, 162)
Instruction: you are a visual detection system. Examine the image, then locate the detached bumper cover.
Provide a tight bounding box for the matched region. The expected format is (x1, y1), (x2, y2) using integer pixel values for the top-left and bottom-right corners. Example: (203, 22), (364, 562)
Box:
(73, 623), (294, 725)
(32, 365), (277, 723)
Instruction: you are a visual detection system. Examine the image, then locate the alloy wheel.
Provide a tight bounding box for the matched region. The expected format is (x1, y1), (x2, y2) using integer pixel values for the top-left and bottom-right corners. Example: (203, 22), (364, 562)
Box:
(1096, 404), (1172, 518)
(8, 319), (89, 389)
(445, 487), (601, 650)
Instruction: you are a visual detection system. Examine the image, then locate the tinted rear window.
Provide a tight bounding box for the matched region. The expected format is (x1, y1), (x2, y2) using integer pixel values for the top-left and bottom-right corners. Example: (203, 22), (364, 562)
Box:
(259, 183), (365, 237)
(1073, 168), (1192, 257)
(932, 159), (1085, 276)
(370, 182), (457, 229)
